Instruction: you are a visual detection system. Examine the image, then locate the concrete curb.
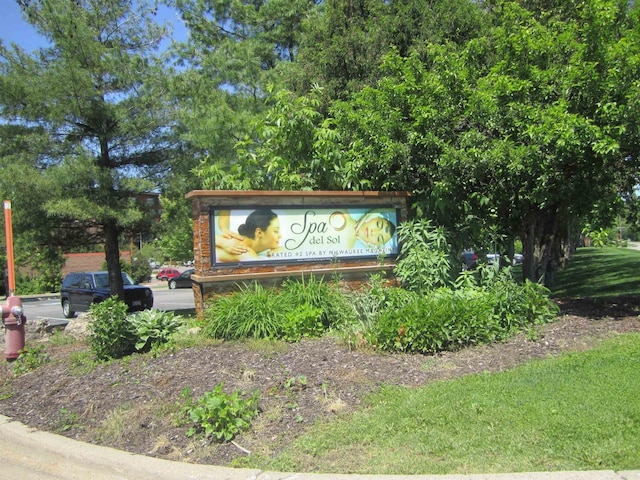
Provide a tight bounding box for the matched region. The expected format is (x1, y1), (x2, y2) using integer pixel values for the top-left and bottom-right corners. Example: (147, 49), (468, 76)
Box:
(1, 415), (638, 480)
(14, 293), (58, 303)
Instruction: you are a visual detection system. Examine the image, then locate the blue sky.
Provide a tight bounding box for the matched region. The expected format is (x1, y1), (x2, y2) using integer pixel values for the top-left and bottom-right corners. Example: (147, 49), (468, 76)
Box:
(0, 0), (46, 51)
(0, 0), (187, 52)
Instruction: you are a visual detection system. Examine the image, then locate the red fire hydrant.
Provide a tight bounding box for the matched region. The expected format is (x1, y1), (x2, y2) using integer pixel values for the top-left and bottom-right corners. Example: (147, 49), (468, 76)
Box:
(2, 295), (26, 361)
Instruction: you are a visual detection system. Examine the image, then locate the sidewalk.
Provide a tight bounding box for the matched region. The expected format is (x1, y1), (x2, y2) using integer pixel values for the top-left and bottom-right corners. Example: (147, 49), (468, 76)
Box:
(1, 415), (638, 480)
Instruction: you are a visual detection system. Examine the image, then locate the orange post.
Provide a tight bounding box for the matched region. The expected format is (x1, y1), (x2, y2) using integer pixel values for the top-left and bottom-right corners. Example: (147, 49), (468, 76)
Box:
(3, 200), (15, 295)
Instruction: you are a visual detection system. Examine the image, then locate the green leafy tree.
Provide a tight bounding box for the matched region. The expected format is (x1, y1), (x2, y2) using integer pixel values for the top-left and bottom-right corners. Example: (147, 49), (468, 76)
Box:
(326, 0), (640, 285)
(295, 0), (389, 101)
(0, 0), (178, 296)
(296, 0), (487, 101)
(151, 147), (199, 263)
(464, 0), (639, 284)
(155, 190), (194, 263)
(173, 0), (318, 189)
(233, 86), (346, 190)
(0, 124), (101, 292)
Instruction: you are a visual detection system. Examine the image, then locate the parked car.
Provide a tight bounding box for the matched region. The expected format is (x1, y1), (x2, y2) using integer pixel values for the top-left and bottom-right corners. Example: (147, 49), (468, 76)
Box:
(168, 269), (195, 289)
(488, 253), (524, 266)
(486, 253), (500, 265)
(461, 250), (478, 270)
(60, 271), (153, 318)
(156, 267), (181, 281)
(148, 259), (160, 269)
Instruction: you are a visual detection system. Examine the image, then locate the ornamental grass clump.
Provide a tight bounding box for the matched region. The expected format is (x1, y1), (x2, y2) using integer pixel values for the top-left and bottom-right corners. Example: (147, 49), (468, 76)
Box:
(277, 274), (354, 336)
(203, 282), (285, 339)
(202, 275), (354, 342)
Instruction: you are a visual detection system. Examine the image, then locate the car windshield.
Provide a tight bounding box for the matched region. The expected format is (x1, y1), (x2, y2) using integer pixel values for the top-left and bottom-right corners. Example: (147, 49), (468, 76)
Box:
(93, 272), (135, 288)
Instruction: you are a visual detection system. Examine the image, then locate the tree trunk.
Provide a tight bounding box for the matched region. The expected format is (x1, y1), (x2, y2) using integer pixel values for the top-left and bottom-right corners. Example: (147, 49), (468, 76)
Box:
(521, 223), (538, 283)
(104, 220), (124, 299)
(520, 207), (560, 288)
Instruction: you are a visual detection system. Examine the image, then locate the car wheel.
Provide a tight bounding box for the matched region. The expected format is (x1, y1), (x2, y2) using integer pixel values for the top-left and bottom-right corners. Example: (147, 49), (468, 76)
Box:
(168, 280), (177, 289)
(62, 299), (75, 318)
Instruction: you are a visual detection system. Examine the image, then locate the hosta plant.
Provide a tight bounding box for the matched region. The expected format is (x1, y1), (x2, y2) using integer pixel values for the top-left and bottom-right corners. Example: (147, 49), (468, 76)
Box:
(129, 309), (186, 352)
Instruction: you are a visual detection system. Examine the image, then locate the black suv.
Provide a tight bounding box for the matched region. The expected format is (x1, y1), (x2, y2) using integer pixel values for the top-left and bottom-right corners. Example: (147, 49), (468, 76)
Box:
(60, 271), (154, 318)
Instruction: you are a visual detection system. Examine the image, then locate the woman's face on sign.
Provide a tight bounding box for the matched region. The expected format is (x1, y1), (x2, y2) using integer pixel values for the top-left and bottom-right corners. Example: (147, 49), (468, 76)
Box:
(257, 218), (282, 250)
(358, 217), (393, 246)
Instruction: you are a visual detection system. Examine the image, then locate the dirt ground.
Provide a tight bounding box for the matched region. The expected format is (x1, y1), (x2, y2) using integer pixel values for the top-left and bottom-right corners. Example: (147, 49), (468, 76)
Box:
(1, 296), (639, 467)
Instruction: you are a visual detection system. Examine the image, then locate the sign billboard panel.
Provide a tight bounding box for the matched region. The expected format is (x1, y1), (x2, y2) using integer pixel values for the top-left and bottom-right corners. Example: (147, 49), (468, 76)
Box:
(211, 206), (400, 265)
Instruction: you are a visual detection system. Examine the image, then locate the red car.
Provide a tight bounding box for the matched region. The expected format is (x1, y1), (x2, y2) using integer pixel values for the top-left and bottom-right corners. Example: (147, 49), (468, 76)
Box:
(156, 267), (181, 281)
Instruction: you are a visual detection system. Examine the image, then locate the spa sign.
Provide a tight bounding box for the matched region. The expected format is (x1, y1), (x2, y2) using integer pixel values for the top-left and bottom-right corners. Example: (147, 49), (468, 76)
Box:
(211, 206), (400, 265)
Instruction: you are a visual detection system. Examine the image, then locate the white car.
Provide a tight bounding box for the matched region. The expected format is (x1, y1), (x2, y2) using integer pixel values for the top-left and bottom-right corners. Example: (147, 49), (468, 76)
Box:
(487, 253), (524, 266)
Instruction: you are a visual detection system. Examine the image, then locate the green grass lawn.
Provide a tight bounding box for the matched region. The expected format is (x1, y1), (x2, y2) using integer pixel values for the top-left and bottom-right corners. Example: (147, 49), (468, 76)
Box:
(238, 246), (640, 475)
(552, 246), (640, 298)
(253, 334), (640, 475)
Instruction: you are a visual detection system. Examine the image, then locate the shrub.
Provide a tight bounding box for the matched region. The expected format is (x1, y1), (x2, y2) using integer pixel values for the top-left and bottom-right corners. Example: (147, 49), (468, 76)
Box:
(14, 246), (64, 294)
(129, 309), (186, 352)
(372, 279), (558, 354)
(340, 274), (420, 349)
(281, 304), (324, 342)
(88, 297), (137, 360)
(181, 383), (259, 442)
(15, 272), (62, 295)
(372, 290), (429, 353)
(394, 219), (452, 292)
(129, 255), (153, 284)
(488, 277), (559, 330)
